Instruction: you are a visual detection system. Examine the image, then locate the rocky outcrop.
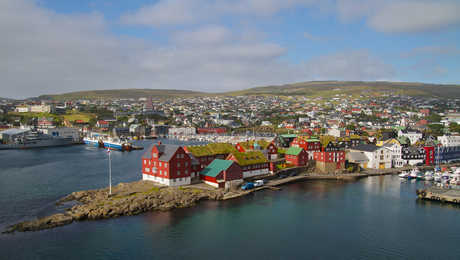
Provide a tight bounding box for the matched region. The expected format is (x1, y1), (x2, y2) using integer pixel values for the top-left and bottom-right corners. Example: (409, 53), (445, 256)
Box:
(3, 181), (224, 233)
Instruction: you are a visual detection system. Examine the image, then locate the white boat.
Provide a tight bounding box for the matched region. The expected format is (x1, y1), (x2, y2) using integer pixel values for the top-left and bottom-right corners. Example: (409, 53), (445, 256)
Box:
(408, 168), (419, 179)
(103, 136), (133, 151)
(449, 173), (460, 185)
(399, 171), (409, 178)
(434, 173), (442, 182)
(424, 171), (434, 181)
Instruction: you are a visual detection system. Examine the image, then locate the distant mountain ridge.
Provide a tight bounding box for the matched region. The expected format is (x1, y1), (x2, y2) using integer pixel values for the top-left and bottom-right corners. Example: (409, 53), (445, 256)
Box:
(38, 81), (460, 100)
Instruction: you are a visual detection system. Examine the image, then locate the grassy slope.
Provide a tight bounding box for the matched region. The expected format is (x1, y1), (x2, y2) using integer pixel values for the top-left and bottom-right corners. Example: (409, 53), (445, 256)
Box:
(223, 81), (460, 98)
(38, 81), (460, 100)
(39, 89), (207, 100)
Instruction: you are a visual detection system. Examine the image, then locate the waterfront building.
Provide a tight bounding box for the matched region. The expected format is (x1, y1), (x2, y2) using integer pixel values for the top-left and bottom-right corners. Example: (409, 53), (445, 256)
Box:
(348, 144), (391, 169)
(285, 147), (308, 167)
(199, 159), (243, 189)
(314, 135), (346, 173)
(226, 151), (269, 178)
(401, 146), (425, 166)
(141, 142), (192, 186)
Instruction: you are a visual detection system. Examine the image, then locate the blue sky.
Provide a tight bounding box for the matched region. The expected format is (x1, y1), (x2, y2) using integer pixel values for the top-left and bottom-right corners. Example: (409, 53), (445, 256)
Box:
(2, 0), (460, 98)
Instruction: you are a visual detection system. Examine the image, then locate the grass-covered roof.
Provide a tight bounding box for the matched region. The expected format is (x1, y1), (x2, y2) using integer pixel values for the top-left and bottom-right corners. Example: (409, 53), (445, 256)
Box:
(230, 151), (268, 166)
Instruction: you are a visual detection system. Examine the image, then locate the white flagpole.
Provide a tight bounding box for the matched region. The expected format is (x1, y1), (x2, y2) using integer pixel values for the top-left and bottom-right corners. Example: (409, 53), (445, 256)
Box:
(108, 148), (112, 195)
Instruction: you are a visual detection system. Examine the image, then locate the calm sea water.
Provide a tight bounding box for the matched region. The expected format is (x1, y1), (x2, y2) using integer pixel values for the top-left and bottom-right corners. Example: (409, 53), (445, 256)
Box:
(1, 141), (460, 259)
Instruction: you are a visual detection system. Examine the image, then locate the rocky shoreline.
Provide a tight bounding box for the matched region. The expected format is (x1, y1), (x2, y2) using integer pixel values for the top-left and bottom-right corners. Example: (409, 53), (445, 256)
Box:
(3, 181), (224, 234)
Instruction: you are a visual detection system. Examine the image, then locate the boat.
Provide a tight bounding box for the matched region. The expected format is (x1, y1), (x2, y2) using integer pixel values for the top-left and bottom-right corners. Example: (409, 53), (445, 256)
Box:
(102, 136), (133, 151)
(434, 172), (442, 182)
(399, 171), (409, 178)
(408, 168), (420, 179)
(449, 173), (460, 185)
(83, 132), (104, 148)
(424, 171), (434, 181)
(0, 129), (78, 150)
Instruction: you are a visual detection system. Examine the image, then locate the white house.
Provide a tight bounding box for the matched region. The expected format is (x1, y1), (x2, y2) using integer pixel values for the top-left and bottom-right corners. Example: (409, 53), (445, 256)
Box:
(437, 135), (460, 147)
(349, 144), (392, 169)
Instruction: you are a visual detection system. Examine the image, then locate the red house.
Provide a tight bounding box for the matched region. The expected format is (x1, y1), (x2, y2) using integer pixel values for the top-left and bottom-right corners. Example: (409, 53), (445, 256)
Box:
(285, 147), (308, 166)
(142, 142), (192, 186)
(226, 151), (269, 179)
(200, 159), (243, 189)
(290, 136), (321, 159)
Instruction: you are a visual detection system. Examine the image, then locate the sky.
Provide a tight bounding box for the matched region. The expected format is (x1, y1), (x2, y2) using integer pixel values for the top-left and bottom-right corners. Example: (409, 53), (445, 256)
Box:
(1, 0), (460, 99)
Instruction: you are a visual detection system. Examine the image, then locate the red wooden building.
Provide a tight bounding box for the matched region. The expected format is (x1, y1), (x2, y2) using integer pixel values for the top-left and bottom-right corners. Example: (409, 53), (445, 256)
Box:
(423, 146), (435, 166)
(142, 142), (192, 186)
(226, 151), (269, 178)
(285, 147), (308, 166)
(290, 136), (321, 159)
(200, 159), (243, 189)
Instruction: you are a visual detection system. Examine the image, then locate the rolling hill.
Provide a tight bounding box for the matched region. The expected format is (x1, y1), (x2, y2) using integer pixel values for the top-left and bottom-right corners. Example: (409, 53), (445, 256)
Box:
(223, 81), (460, 98)
(39, 89), (206, 100)
(38, 81), (460, 100)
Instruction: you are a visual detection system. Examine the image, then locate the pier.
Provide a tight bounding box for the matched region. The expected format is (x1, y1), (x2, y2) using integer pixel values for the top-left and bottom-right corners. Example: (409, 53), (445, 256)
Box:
(416, 188), (460, 204)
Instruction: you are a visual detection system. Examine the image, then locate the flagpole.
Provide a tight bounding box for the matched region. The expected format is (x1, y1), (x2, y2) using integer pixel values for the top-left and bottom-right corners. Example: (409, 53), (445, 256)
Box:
(108, 148), (112, 196)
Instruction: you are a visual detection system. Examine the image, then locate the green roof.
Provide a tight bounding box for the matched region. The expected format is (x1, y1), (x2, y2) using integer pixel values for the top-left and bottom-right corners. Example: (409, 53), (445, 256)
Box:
(230, 151), (268, 166)
(286, 147), (303, 156)
(186, 143), (238, 157)
(200, 159), (234, 178)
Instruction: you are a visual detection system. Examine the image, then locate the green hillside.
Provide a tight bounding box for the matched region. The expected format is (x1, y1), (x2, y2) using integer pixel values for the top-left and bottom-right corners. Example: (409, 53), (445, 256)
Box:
(223, 81), (460, 98)
(37, 81), (460, 100)
(39, 89), (206, 100)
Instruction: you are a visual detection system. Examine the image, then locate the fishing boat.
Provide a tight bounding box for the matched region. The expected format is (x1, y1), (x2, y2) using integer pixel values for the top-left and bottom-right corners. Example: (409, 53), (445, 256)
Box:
(102, 136), (133, 151)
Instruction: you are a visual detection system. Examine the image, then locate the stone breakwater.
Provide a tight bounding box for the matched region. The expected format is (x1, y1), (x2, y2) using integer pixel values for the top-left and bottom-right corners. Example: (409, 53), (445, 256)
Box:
(3, 181), (224, 233)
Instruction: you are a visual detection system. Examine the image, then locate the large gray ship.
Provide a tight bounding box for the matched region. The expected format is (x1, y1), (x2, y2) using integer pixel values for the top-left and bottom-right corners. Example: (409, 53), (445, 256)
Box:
(0, 128), (81, 150)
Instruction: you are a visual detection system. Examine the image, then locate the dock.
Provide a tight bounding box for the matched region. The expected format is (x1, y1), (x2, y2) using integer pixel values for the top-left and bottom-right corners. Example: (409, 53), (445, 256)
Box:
(416, 188), (460, 204)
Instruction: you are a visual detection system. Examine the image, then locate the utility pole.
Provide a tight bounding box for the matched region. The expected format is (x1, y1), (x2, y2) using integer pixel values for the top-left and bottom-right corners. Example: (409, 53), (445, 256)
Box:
(108, 148), (112, 196)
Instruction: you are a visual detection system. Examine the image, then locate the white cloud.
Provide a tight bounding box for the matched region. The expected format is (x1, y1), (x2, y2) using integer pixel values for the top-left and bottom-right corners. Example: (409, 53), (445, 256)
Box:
(401, 45), (460, 58)
(121, 0), (320, 27)
(302, 50), (395, 81)
(334, 0), (460, 33)
(368, 1), (460, 33)
(0, 0), (396, 99)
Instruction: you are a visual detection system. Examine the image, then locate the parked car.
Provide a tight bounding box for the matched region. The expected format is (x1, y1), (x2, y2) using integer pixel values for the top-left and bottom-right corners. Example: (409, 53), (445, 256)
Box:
(278, 174), (287, 179)
(254, 180), (265, 187)
(241, 182), (254, 190)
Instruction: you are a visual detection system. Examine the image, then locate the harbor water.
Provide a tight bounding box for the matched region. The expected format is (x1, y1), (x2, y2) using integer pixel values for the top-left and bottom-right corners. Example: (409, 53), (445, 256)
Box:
(1, 141), (460, 259)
